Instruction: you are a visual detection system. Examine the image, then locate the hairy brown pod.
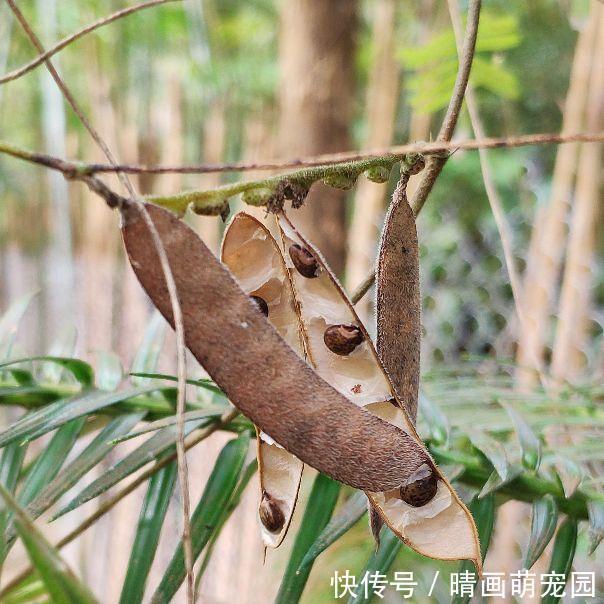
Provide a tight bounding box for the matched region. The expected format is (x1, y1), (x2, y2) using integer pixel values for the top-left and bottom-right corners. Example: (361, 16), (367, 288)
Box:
(398, 463), (438, 507)
(122, 202), (430, 492)
(259, 491), (286, 533)
(324, 324), (364, 356)
(288, 243), (320, 278)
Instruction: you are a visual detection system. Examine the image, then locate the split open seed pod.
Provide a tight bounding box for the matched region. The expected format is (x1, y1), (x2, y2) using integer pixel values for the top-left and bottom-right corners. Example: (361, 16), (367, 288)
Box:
(122, 203), (431, 493)
(221, 213), (304, 548)
(276, 211), (481, 570)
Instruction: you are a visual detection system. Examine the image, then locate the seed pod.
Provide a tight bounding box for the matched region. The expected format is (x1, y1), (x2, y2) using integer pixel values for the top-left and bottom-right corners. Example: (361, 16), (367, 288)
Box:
(276, 211), (481, 571)
(222, 213), (305, 548)
(398, 463), (438, 507)
(259, 491), (286, 533)
(123, 203), (429, 494)
(324, 324), (364, 356)
(365, 165), (391, 184)
(250, 295), (269, 317)
(323, 172), (357, 190)
(288, 243), (320, 278)
(376, 177), (421, 420)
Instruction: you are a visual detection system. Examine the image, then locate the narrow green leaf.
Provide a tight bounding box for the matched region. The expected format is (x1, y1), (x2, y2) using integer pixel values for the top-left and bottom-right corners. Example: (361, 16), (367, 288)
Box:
(111, 406), (227, 443)
(299, 490), (367, 571)
(8, 369), (35, 387)
(119, 462), (177, 604)
(17, 418), (86, 509)
(542, 517), (578, 604)
(130, 312), (165, 386)
(504, 405), (541, 470)
(276, 474), (341, 604)
(130, 372), (224, 396)
(0, 418), (86, 564)
(587, 501), (604, 555)
(347, 527), (401, 604)
(524, 495), (558, 570)
(0, 292), (36, 358)
(0, 357), (94, 387)
(451, 494), (496, 604)
(0, 385), (65, 409)
(95, 351), (123, 391)
(41, 325), (77, 383)
(0, 440), (28, 563)
(478, 464), (523, 498)
(0, 575), (46, 604)
(55, 417), (208, 518)
(195, 460), (258, 586)
(419, 392), (450, 445)
(151, 433), (250, 603)
(467, 430), (510, 480)
(25, 413), (145, 523)
(0, 386), (155, 448)
(0, 483), (98, 603)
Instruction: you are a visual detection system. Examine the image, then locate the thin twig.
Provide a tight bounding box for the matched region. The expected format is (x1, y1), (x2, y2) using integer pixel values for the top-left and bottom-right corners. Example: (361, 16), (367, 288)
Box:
(0, 0), (182, 85)
(5, 1), (194, 599)
(19, 131), (602, 175)
(410, 0), (482, 216)
(352, 0), (482, 302)
(0, 409), (240, 600)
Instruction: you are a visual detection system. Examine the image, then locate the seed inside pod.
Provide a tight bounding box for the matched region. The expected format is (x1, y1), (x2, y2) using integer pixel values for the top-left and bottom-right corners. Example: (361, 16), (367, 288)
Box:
(323, 324), (364, 356)
(288, 243), (320, 278)
(250, 295), (269, 317)
(399, 463), (438, 507)
(259, 491), (285, 533)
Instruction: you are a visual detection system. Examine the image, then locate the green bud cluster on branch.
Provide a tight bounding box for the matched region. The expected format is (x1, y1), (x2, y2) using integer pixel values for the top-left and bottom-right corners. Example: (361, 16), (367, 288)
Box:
(146, 154), (423, 218)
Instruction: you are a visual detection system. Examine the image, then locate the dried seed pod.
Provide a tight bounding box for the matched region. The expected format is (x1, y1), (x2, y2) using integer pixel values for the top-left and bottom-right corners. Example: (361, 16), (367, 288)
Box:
(222, 213), (305, 548)
(250, 295), (269, 317)
(123, 203), (429, 494)
(259, 491), (286, 533)
(376, 177), (421, 420)
(288, 243), (320, 278)
(398, 463), (438, 507)
(324, 324), (364, 356)
(276, 211), (481, 571)
(365, 165), (391, 184)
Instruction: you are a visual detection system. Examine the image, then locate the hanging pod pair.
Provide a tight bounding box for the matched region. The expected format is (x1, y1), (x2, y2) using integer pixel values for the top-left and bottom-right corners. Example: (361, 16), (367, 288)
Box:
(121, 195), (481, 570)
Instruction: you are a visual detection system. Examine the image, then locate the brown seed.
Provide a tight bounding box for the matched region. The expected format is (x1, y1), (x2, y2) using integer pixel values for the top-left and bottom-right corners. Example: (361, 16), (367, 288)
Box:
(288, 244), (320, 278)
(399, 463), (438, 507)
(250, 295), (269, 317)
(259, 491), (285, 533)
(324, 324), (364, 356)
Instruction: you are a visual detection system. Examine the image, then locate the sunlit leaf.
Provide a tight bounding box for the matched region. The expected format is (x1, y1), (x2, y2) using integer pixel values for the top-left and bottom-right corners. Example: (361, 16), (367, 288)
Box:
(524, 495), (558, 570)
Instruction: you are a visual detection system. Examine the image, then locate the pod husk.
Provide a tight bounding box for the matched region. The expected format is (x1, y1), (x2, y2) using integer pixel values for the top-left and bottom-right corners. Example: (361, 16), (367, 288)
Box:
(376, 176), (421, 420)
(276, 211), (481, 570)
(221, 213), (304, 548)
(121, 202), (430, 492)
